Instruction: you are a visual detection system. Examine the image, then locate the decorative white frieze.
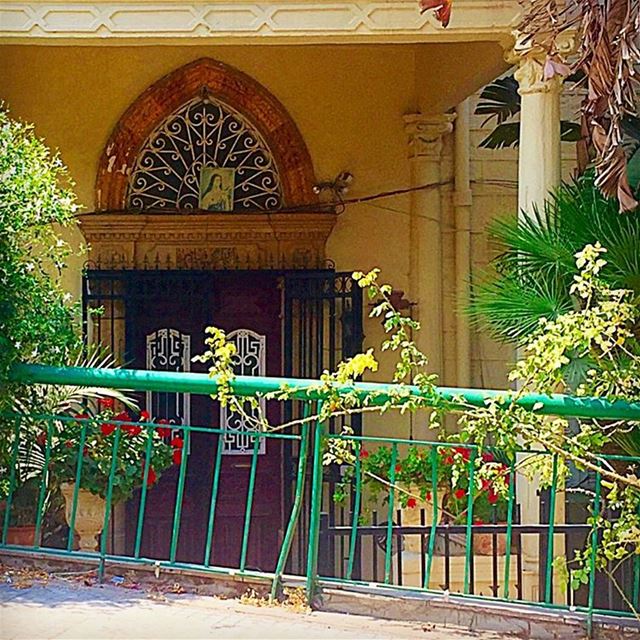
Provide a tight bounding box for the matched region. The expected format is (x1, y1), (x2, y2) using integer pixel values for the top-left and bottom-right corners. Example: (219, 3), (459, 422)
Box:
(0, 2), (521, 41)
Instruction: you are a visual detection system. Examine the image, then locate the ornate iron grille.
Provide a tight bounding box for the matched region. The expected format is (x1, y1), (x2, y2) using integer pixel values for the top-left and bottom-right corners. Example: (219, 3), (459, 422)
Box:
(220, 329), (267, 455)
(127, 90), (282, 211)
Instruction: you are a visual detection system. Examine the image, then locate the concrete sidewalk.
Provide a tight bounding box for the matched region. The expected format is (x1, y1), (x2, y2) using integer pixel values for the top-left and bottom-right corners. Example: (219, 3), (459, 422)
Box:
(0, 579), (509, 640)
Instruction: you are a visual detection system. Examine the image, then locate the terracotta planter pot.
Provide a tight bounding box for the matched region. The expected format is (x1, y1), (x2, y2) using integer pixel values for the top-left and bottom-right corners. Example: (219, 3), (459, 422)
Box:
(60, 483), (106, 552)
(473, 529), (507, 556)
(6, 525), (36, 546)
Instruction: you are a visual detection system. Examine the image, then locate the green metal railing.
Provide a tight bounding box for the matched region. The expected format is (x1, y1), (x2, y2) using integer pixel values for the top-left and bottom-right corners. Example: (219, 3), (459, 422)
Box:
(2, 363), (640, 629)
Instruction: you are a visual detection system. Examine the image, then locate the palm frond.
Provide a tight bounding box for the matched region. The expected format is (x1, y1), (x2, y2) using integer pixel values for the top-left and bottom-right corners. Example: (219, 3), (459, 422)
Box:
(479, 122), (520, 149)
(475, 75), (520, 126)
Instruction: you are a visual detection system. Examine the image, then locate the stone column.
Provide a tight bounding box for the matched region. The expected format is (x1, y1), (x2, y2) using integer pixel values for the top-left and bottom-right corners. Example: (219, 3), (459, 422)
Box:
(403, 113), (455, 379)
(508, 35), (573, 215)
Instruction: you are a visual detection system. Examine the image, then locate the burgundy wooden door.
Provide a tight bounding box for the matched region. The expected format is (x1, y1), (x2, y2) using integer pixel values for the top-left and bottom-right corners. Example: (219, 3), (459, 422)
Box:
(124, 272), (283, 571)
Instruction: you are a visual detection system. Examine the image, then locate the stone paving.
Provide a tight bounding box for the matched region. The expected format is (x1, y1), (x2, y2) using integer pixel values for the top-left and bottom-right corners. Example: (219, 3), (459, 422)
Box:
(0, 579), (511, 639)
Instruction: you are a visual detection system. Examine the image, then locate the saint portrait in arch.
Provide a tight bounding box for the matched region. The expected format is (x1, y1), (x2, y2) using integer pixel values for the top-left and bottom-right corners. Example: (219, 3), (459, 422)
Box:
(199, 167), (235, 212)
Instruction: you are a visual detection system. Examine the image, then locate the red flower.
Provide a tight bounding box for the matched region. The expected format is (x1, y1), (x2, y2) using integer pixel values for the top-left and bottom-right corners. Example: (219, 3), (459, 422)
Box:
(170, 436), (184, 449)
(139, 410), (150, 422)
(98, 397), (114, 409)
(488, 489), (499, 505)
(474, 518), (485, 526)
(74, 413), (90, 421)
(36, 432), (47, 446)
(481, 452), (494, 463)
(443, 455), (454, 465)
(114, 411), (131, 423)
(146, 466), (157, 487)
(425, 491), (432, 502)
(359, 449), (369, 459)
(156, 427), (172, 438)
(481, 478), (492, 492)
(454, 488), (466, 500)
(394, 463), (402, 474)
(100, 422), (116, 437)
(454, 446), (470, 461)
(172, 449), (182, 466)
(123, 424), (142, 437)
(407, 497), (417, 509)
(64, 440), (74, 449)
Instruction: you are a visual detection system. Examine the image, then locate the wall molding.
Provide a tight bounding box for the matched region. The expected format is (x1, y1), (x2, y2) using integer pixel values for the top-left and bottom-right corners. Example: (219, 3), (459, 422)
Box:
(0, 2), (521, 43)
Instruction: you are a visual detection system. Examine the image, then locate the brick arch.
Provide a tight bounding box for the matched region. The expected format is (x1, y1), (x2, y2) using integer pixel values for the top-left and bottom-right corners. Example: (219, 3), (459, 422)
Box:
(95, 58), (316, 210)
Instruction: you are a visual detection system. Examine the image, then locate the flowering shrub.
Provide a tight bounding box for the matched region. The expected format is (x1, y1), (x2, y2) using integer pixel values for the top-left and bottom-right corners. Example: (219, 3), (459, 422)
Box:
(44, 399), (178, 503)
(335, 444), (509, 525)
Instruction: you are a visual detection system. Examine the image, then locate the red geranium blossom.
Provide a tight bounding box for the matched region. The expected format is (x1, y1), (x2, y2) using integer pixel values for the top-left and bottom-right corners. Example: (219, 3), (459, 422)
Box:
(64, 440), (74, 448)
(98, 397), (114, 409)
(156, 420), (172, 438)
(143, 465), (157, 488)
(425, 491), (432, 502)
(394, 463), (402, 474)
(36, 431), (47, 446)
(406, 497), (417, 509)
(481, 478), (492, 491)
(114, 411), (131, 423)
(100, 422), (116, 437)
(454, 488), (466, 500)
(454, 446), (470, 461)
(139, 410), (150, 422)
(481, 452), (494, 463)
(74, 413), (90, 421)
(474, 518), (485, 526)
(170, 436), (184, 449)
(488, 489), (499, 504)
(359, 449), (369, 459)
(443, 455), (454, 465)
(123, 424), (142, 437)
(172, 449), (182, 466)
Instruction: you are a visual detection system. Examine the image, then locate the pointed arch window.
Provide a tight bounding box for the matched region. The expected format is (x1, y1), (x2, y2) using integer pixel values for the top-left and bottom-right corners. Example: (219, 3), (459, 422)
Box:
(127, 88), (282, 212)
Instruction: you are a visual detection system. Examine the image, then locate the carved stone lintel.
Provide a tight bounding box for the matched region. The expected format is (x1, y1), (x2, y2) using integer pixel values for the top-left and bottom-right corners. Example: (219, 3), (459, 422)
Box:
(78, 211), (337, 271)
(403, 113), (456, 160)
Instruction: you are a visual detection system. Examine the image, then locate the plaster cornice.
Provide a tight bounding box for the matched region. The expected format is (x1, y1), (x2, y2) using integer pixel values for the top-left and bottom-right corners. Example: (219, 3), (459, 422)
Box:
(0, 1), (522, 44)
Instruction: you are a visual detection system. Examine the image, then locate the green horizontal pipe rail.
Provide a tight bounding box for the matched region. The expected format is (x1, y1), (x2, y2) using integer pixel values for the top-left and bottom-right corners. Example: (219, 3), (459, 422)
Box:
(10, 363), (640, 421)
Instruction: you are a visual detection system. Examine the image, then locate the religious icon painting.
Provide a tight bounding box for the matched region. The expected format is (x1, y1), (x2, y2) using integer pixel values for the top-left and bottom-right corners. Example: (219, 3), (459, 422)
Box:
(199, 166), (235, 212)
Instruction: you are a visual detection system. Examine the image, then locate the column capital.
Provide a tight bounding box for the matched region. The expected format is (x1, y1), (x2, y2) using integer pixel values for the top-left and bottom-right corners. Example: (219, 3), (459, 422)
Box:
(404, 113), (456, 160)
(506, 29), (577, 95)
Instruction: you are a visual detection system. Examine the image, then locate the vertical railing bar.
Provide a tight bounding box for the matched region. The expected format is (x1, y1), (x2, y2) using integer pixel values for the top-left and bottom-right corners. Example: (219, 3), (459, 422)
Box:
(33, 418), (54, 549)
(383, 443), (398, 585)
(134, 423), (154, 558)
(270, 408), (311, 600)
(424, 445), (439, 589)
(2, 417), (22, 545)
(463, 448), (477, 595)
(503, 460), (516, 599)
(203, 433), (224, 567)
(305, 402), (325, 603)
(67, 421), (88, 552)
(169, 427), (190, 564)
(634, 502), (640, 609)
(346, 440), (362, 581)
(544, 454), (559, 604)
(239, 430), (261, 572)
(587, 470), (602, 638)
(396, 508), (403, 586)
(99, 426), (121, 581)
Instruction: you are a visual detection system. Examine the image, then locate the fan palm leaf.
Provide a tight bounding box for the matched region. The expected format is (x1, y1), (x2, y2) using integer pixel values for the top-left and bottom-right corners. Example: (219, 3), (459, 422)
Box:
(468, 175), (640, 344)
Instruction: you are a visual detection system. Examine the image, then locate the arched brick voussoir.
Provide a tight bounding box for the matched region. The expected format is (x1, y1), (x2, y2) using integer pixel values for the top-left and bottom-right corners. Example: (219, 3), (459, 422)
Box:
(95, 58), (317, 211)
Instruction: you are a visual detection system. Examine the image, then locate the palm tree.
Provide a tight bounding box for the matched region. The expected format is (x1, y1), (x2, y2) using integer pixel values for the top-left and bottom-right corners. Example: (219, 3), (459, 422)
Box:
(467, 174), (640, 345)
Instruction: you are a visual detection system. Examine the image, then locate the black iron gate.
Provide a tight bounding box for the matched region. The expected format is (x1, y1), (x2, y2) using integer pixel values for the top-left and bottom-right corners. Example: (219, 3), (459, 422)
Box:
(282, 271), (364, 576)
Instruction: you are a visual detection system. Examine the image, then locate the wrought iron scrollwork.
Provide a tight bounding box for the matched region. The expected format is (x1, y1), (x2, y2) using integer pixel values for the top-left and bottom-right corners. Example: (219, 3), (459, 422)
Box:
(127, 90), (282, 212)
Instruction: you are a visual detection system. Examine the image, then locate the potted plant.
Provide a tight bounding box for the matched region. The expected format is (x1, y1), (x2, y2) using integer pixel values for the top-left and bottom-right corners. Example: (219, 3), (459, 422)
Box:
(342, 444), (511, 556)
(1, 477), (40, 546)
(45, 399), (177, 552)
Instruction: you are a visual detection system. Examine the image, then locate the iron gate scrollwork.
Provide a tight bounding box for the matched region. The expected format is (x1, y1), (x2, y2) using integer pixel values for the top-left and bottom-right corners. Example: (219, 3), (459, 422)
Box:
(220, 329), (267, 455)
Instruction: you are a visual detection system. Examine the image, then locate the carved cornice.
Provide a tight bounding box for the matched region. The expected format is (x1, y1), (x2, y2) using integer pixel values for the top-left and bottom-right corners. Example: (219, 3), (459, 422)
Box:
(79, 211), (337, 270)
(404, 113), (456, 160)
(0, 2), (522, 43)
